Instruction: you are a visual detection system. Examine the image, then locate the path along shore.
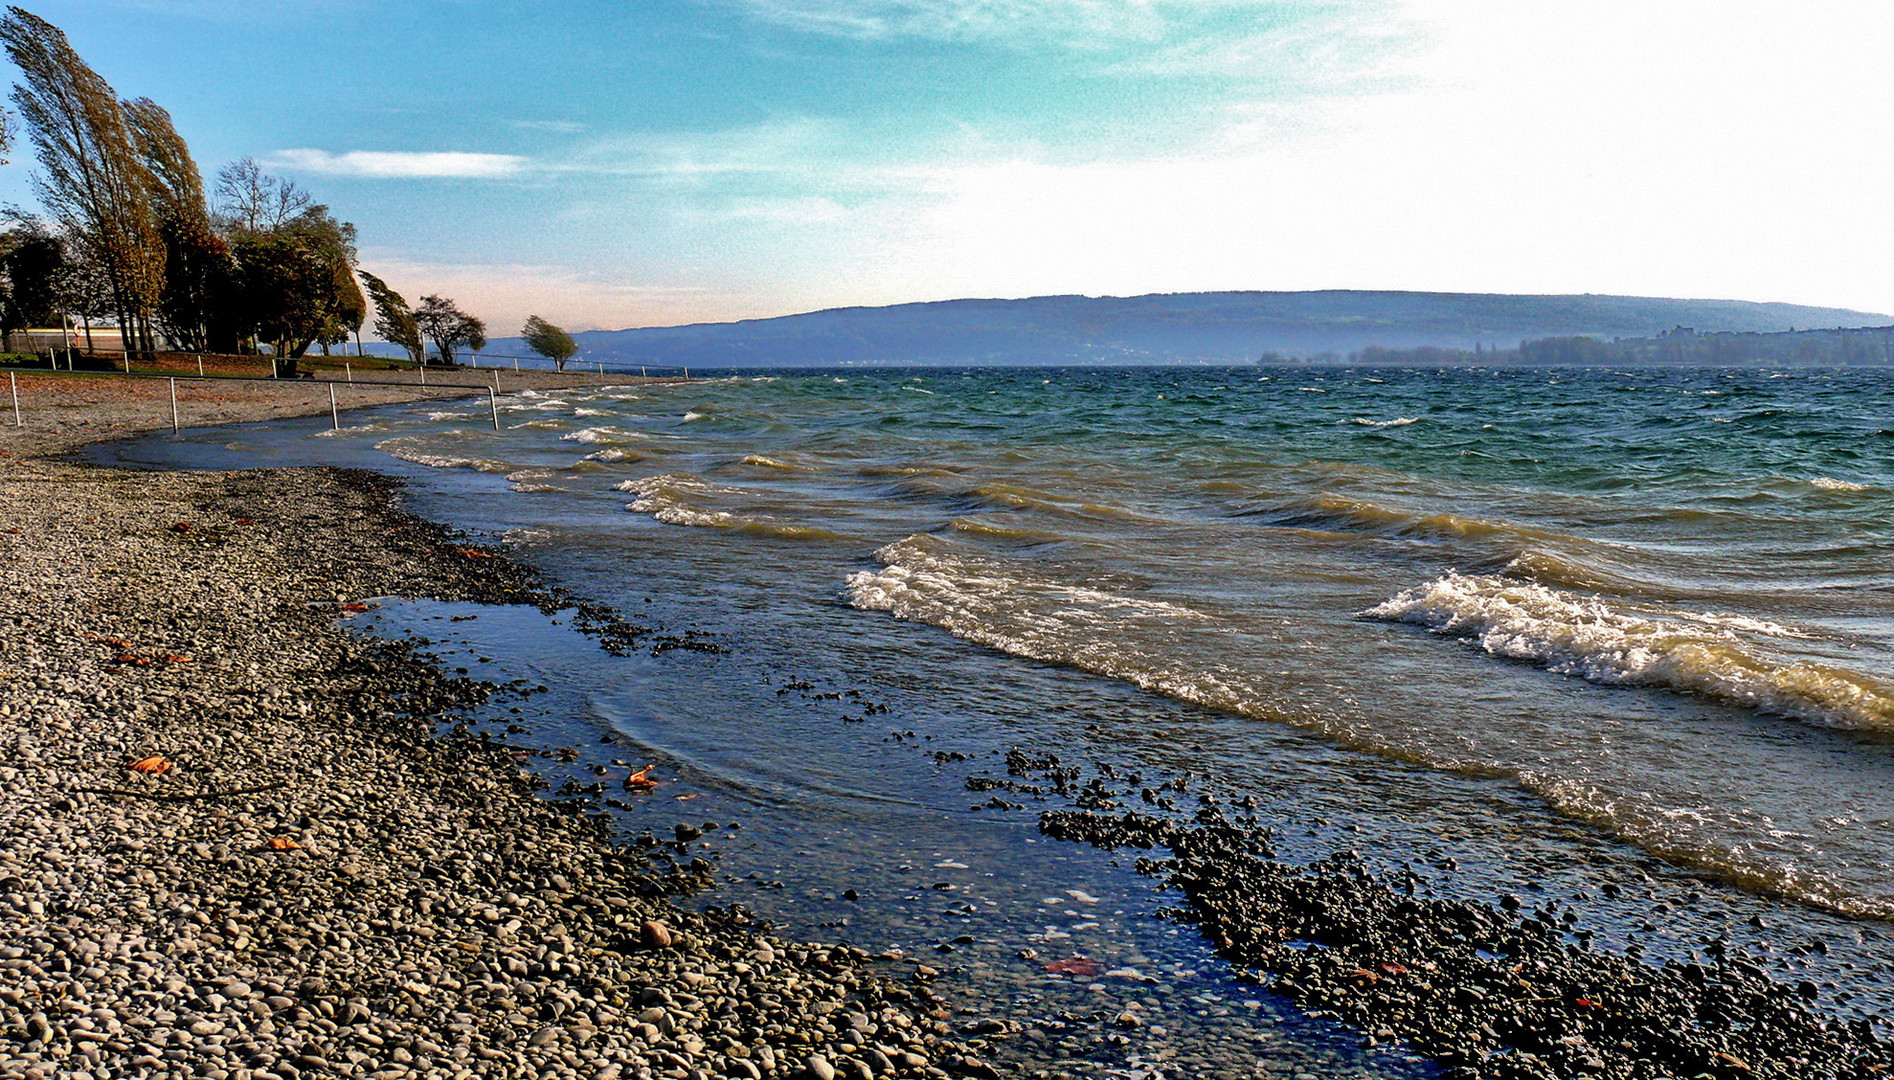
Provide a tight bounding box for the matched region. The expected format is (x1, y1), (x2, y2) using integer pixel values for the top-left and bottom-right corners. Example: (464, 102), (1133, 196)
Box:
(0, 372), (994, 1080)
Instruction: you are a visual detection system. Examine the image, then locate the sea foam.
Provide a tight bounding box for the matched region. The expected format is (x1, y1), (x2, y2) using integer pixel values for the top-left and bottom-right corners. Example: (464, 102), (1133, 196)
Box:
(1362, 573), (1894, 730)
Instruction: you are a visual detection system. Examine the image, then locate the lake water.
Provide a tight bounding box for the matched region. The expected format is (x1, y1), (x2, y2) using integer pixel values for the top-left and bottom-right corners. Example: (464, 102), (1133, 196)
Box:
(99, 365), (1894, 1076)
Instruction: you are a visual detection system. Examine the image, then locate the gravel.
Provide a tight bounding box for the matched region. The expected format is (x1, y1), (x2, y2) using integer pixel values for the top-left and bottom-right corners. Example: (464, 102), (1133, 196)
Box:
(0, 446), (997, 1080)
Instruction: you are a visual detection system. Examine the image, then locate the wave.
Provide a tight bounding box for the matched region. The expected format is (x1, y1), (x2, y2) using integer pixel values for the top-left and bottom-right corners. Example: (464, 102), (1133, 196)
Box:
(584, 447), (647, 463)
(561, 426), (646, 445)
(1361, 573), (1894, 731)
(505, 469), (562, 493)
(374, 437), (512, 474)
(741, 454), (810, 471)
(683, 411), (708, 421)
(1810, 476), (1870, 492)
(846, 536), (1254, 714)
(622, 474), (848, 541)
(1267, 492), (1587, 553)
(573, 407), (613, 418)
(1351, 416), (1419, 428)
(948, 517), (1070, 544)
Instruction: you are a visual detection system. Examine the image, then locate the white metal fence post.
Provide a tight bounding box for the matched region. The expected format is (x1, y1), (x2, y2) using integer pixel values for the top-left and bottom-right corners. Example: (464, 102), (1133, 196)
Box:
(489, 386), (500, 431)
(169, 378), (179, 434)
(10, 371), (19, 427)
(330, 382), (339, 430)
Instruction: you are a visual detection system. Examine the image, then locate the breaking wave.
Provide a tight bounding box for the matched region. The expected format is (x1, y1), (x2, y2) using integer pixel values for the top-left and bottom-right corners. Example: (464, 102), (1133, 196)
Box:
(1361, 573), (1894, 731)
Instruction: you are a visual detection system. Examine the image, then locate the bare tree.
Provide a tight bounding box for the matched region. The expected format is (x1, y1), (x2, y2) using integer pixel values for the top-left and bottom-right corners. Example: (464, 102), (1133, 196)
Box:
(213, 157), (310, 235)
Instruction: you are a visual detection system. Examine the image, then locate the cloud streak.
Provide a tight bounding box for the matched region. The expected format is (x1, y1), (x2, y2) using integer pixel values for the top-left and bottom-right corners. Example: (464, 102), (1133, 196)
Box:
(266, 149), (530, 179)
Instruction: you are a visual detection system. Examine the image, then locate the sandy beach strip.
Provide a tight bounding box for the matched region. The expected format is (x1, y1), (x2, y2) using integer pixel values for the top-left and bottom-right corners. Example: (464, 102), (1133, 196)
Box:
(0, 374), (994, 1080)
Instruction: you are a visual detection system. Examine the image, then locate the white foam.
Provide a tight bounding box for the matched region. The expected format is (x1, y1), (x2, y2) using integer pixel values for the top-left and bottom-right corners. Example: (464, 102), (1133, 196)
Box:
(1350, 416), (1419, 428)
(573, 407), (612, 418)
(426, 411), (474, 420)
(682, 411), (707, 421)
(1810, 477), (1869, 492)
(373, 438), (511, 474)
(561, 426), (646, 445)
(1362, 573), (1894, 730)
(844, 536), (1237, 715)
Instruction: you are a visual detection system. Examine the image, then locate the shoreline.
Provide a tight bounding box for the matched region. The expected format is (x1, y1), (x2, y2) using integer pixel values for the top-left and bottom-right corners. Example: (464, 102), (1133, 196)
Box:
(7, 375), (1892, 1080)
(0, 368), (686, 458)
(0, 381), (996, 1080)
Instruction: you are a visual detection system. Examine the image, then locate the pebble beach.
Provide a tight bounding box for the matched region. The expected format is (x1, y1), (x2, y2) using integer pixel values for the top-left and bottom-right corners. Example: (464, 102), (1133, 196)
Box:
(0, 373), (994, 1080)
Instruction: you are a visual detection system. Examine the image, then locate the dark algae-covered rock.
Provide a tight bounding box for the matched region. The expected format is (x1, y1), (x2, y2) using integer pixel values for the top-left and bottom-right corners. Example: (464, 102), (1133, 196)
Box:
(1041, 809), (1889, 1080)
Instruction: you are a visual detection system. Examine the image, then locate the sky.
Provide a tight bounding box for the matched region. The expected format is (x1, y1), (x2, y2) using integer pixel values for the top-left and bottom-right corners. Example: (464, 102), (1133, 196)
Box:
(5, 1), (1893, 333)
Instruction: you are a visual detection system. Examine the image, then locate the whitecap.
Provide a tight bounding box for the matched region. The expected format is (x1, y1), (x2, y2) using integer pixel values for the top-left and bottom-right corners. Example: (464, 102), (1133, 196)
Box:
(1350, 416), (1418, 428)
(1362, 573), (1894, 731)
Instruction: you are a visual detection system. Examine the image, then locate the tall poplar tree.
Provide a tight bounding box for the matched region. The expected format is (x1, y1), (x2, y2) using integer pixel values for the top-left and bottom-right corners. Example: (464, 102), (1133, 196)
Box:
(0, 7), (163, 358)
(124, 96), (233, 352)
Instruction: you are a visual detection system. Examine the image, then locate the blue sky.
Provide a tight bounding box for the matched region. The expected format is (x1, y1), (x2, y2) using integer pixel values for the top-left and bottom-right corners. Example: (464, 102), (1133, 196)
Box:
(6, 1), (1893, 332)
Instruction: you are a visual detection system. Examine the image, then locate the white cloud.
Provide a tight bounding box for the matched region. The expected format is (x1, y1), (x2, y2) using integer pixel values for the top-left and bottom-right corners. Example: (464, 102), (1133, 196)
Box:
(267, 149), (529, 179)
(730, 0), (1296, 44)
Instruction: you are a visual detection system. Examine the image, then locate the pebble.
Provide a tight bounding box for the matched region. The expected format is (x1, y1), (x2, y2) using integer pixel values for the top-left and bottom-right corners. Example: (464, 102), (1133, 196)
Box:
(0, 455), (993, 1080)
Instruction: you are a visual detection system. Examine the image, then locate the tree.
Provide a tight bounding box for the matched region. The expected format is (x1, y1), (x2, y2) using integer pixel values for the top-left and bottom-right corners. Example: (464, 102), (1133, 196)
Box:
(521, 314), (577, 370)
(123, 96), (235, 352)
(358, 270), (423, 366)
(0, 229), (65, 351)
(414, 294), (485, 367)
(227, 204), (361, 374)
(0, 7), (163, 359)
(213, 157), (309, 234)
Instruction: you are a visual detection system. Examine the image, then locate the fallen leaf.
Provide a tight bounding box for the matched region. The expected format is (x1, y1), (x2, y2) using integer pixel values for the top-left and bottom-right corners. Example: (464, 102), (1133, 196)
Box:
(169, 522), (193, 533)
(268, 836), (302, 851)
(128, 755), (172, 776)
(339, 603), (370, 613)
(456, 548), (498, 559)
(163, 655), (192, 664)
(624, 764), (659, 791)
(114, 653), (152, 667)
(672, 792), (701, 801)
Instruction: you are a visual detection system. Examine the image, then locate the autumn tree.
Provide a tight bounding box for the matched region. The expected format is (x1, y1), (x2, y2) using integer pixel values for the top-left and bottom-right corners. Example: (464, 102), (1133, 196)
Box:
(521, 314), (577, 370)
(414, 294), (485, 367)
(123, 96), (235, 352)
(358, 270), (423, 366)
(0, 7), (162, 359)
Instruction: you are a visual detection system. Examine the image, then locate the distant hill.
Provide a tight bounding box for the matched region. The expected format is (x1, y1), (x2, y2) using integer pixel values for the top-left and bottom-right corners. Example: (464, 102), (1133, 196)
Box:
(470, 291), (1890, 369)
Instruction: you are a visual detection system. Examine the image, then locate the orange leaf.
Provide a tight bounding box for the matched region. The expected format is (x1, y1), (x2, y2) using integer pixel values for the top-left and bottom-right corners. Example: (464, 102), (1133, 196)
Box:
(456, 548), (499, 559)
(624, 764), (659, 790)
(128, 755), (172, 776)
(163, 655), (192, 664)
(268, 836), (302, 851)
(339, 603), (370, 613)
